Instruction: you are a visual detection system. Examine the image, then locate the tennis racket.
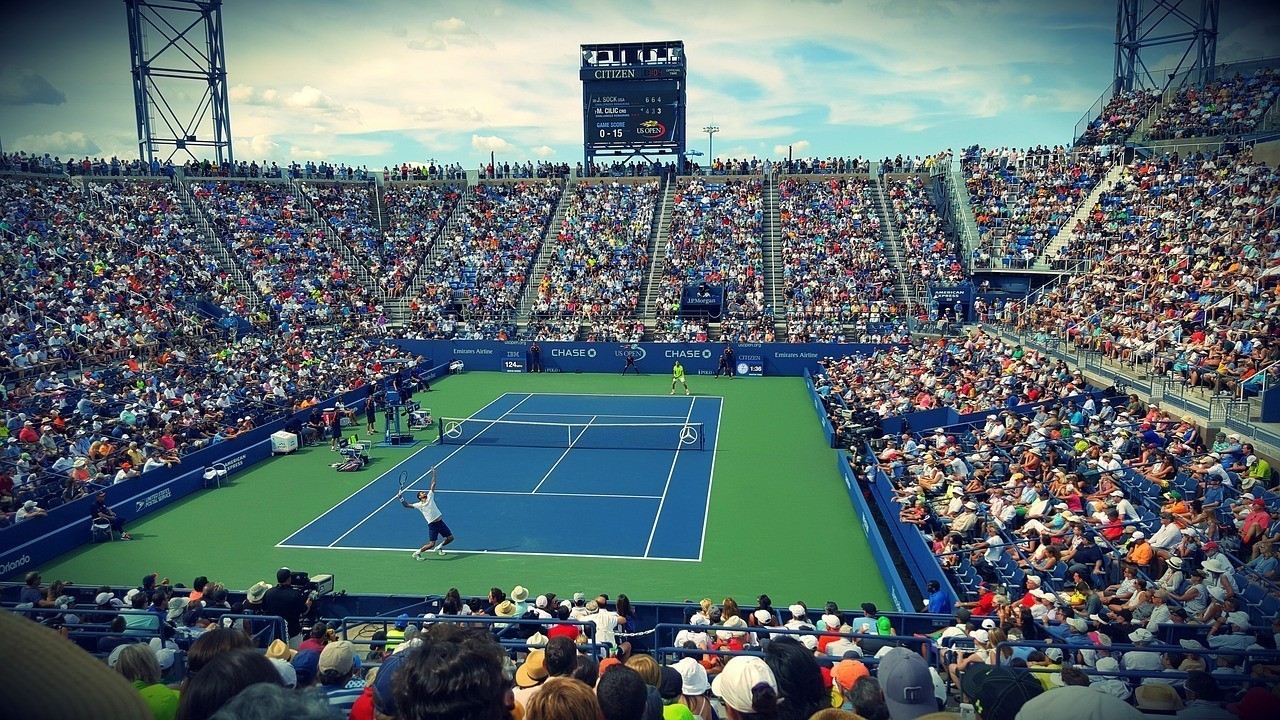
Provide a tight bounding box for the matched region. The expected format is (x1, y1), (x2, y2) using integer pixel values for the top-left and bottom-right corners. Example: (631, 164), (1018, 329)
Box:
(397, 470), (409, 499)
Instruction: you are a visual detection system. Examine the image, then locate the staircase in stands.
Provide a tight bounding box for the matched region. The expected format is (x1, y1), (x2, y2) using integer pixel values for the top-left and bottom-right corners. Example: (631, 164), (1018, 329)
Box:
(871, 176), (919, 318)
(762, 173), (786, 339)
(289, 179), (379, 295)
(172, 179), (268, 313)
(639, 175), (677, 340)
(1034, 161), (1127, 269)
(383, 184), (473, 327)
(515, 177), (575, 338)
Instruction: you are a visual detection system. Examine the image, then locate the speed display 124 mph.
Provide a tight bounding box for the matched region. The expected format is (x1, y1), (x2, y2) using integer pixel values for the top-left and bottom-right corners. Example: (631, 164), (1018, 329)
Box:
(586, 80), (679, 147)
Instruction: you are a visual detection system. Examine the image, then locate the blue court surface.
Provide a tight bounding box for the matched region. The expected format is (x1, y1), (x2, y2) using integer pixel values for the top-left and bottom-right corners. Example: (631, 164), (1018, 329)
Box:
(278, 393), (722, 561)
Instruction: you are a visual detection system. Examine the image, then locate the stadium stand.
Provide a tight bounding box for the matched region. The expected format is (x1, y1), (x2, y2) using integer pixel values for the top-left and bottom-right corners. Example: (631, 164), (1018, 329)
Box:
(1147, 67), (1280, 140)
(6, 65), (1280, 717)
(405, 180), (562, 340)
(380, 182), (464, 298)
(193, 180), (379, 326)
(526, 179), (658, 342)
(1075, 89), (1159, 146)
(1005, 147), (1278, 394)
(963, 146), (1114, 269)
(654, 178), (768, 342)
(778, 176), (899, 342)
(884, 174), (965, 297)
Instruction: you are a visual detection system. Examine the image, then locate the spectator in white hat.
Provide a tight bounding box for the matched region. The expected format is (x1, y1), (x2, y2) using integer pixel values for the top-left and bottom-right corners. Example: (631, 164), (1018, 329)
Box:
(711, 655), (778, 719)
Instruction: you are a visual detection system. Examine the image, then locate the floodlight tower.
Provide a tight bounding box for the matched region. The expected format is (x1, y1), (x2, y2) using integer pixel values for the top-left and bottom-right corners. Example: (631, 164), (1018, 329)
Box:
(1114, 0), (1218, 93)
(125, 0), (234, 166)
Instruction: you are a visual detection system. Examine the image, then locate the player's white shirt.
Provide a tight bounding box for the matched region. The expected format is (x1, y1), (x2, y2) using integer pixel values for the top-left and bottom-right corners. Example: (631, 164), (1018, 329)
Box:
(413, 491), (442, 523)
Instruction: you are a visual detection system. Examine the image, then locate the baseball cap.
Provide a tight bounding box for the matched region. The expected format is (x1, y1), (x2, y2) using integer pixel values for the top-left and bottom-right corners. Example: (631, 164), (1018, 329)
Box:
(318, 640), (356, 675)
(291, 650), (320, 686)
(712, 655), (777, 714)
(831, 659), (869, 691)
(877, 647), (936, 720)
(658, 665), (683, 700)
(963, 665), (1043, 720)
(371, 646), (411, 715)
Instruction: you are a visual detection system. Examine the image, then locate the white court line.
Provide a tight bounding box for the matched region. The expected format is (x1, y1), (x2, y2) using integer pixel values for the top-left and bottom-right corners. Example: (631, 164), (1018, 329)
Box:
(431, 488), (663, 500)
(517, 392), (725, 399)
(643, 396), (697, 557)
(324, 392), (534, 548)
(530, 414), (595, 493)
(695, 397), (725, 562)
(504, 412), (692, 420)
(277, 543), (700, 563)
(276, 391), (514, 546)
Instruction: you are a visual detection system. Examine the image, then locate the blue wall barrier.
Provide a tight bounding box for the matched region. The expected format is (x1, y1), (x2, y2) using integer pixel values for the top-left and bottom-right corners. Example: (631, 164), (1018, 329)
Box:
(0, 368), (435, 579)
(804, 368), (836, 448)
(385, 340), (898, 377)
(862, 460), (958, 607)
(837, 453), (912, 612)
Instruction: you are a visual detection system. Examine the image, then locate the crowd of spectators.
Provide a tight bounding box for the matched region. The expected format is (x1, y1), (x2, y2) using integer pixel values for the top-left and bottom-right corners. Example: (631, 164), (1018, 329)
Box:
(477, 160), (572, 180)
(13, 560), (1278, 720)
(1, 322), (404, 528)
(884, 175), (965, 295)
(527, 181), (658, 343)
(404, 181), (561, 340)
(1, 177), (257, 382)
(380, 183), (463, 297)
(194, 181), (378, 327)
(1006, 147), (1279, 397)
(1148, 68), (1280, 140)
(779, 177), (899, 343)
(1076, 89), (1159, 147)
(865, 384), (1280, 708)
(383, 162), (467, 182)
(653, 178), (766, 342)
(1, 151), (176, 178)
(963, 146), (1113, 268)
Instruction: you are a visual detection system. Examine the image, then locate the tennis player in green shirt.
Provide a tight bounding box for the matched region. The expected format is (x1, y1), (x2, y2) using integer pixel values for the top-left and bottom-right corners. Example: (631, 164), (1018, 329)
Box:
(671, 361), (690, 396)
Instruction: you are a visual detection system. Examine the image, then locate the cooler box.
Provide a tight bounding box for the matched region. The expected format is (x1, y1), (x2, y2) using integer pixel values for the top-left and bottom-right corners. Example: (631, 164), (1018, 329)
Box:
(271, 431), (299, 454)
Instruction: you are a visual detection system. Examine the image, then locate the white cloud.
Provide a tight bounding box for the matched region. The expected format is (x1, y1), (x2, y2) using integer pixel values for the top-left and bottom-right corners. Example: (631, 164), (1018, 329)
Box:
(530, 145), (556, 158)
(433, 17), (467, 33)
(290, 147), (328, 160)
(471, 134), (517, 153)
(242, 134), (280, 157)
(13, 130), (99, 156)
(773, 139), (810, 155)
(284, 85), (343, 111)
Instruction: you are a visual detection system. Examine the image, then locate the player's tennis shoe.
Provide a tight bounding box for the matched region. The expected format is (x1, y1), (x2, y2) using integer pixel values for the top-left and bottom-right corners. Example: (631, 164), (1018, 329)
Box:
(437, 546), (447, 556)
(669, 390), (674, 395)
(412, 551), (423, 561)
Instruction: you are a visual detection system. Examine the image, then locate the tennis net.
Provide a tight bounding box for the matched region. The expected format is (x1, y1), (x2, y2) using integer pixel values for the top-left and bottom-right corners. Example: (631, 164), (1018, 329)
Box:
(436, 417), (706, 451)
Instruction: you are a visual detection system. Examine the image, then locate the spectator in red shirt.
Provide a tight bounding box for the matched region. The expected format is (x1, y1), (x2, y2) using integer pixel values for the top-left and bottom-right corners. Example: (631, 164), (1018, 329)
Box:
(547, 605), (580, 641)
(17, 422), (39, 444)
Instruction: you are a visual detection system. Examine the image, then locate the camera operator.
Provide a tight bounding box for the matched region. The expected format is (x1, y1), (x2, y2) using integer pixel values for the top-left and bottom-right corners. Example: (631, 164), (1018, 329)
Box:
(260, 567), (313, 648)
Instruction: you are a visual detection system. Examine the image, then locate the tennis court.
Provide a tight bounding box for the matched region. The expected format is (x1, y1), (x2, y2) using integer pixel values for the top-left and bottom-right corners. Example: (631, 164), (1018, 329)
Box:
(278, 392), (722, 561)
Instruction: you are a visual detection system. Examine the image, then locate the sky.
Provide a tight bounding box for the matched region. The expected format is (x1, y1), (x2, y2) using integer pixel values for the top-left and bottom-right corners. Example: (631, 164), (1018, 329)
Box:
(2, 0), (1278, 168)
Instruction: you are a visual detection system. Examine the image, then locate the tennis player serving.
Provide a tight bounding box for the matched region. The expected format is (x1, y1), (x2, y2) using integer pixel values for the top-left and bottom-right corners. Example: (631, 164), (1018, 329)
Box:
(670, 361), (690, 396)
(402, 467), (454, 560)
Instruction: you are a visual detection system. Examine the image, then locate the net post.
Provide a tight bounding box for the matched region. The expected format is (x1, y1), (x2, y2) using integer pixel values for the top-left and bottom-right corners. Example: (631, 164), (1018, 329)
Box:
(700, 424), (705, 451)
(437, 417), (443, 444)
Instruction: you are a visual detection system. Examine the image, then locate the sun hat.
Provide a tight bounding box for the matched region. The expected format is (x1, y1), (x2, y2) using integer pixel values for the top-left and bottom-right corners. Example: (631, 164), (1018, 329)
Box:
(674, 656), (710, 695)
(712, 655), (777, 713)
(515, 649), (547, 688)
(246, 581), (271, 604)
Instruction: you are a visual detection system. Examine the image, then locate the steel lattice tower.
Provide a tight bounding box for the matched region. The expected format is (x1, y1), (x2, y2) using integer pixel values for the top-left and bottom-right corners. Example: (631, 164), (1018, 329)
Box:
(125, 0), (234, 165)
(1115, 0), (1219, 93)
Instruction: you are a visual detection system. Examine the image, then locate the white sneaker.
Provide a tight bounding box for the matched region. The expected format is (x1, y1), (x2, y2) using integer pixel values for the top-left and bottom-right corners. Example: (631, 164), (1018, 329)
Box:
(670, 390), (674, 395)
(412, 551), (423, 561)
(437, 545), (447, 556)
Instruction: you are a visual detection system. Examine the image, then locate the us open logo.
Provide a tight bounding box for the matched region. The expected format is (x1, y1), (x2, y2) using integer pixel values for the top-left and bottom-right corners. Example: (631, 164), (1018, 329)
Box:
(616, 346), (647, 362)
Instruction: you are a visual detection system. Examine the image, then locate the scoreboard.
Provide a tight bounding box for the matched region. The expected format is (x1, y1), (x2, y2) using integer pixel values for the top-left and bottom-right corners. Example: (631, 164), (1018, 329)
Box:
(586, 80), (680, 148)
(580, 41), (686, 165)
